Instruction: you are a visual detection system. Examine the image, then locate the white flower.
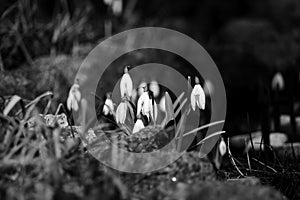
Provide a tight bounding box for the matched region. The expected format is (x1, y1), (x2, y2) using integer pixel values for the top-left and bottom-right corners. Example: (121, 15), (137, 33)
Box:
(103, 0), (113, 5)
(149, 81), (160, 98)
(120, 66), (133, 98)
(112, 0), (122, 16)
(132, 119), (145, 133)
(137, 90), (157, 122)
(67, 83), (81, 111)
(115, 101), (127, 124)
(137, 92), (151, 118)
(190, 77), (205, 111)
(103, 94), (114, 115)
(219, 137), (226, 156)
(271, 72), (284, 91)
(150, 100), (158, 122)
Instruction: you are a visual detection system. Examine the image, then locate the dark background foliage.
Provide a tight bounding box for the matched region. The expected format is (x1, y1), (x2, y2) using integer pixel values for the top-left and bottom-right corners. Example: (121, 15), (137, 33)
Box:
(1, 0), (300, 136)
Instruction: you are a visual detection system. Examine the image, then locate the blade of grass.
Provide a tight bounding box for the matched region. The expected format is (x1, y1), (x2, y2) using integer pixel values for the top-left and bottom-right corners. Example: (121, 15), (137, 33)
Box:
(3, 95), (22, 116)
(193, 131), (225, 146)
(178, 120), (225, 139)
(174, 98), (187, 120)
(227, 137), (245, 177)
(175, 109), (188, 152)
(173, 92), (185, 110)
(15, 91), (53, 116)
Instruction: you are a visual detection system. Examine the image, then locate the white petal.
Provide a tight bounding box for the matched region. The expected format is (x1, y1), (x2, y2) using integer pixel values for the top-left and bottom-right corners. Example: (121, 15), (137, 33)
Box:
(103, 98), (114, 115)
(159, 96), (166, 112)
(120, 73), (133, 98)
(132, 119), (145, 133)
(105, 99), (114, 114)
(120, 103), (127, 123)
(149, 81), (160, 98)
(104, 0), (113, 5)
(150, 100), (158, 122)
(271, 72), (284, 90)
(74, 89), (81, 102)
(137, 92), (149, 116)
(115, 105), (120, 123)
(72, 84), (81, 101)
(190, 90), (196, 111)
(103, 105), (109, 115)
(116, 102), (127, 124)
(142, 96), (151, 116)
(191, 84), (205, 110)
(219, 138), (227, 156)
(67, 93), (74, 111)
(72, 99), (79, 112)
(112, 0), (122, 16)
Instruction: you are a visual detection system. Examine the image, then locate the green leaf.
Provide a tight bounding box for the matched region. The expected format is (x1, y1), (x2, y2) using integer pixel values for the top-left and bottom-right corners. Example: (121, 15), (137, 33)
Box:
(180, 120), (225, 139)
(3, 95), (22, 116)
(175, 109), (188, 152)
(173, 92), (185, 110)
(194, 131), (225, 147)
(174, 98), (187, 120)
(163, 92), (174, 127)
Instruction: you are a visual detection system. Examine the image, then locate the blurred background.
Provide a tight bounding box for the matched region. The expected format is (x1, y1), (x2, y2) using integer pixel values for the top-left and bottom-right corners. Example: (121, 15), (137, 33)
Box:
(1, 0), (300, 140)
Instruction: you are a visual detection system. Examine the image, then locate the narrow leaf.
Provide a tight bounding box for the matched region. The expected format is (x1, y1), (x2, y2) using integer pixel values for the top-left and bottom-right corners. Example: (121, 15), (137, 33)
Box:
(3, 95), (22, 116)
(194, 131), (226, 147)
(180, 120), (225, 139)
(173, 92), (185, 110)
(163, 92), (174, 127)
(174, 98), (187, 119)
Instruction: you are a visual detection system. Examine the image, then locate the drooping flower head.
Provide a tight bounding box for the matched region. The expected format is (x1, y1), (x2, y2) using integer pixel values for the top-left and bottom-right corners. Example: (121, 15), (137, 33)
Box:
(67, 82), (81, 111)
(219, 137), (227, 156)
(120, 66), (133, 99)
(112, 0), (122, 16)
(103, 92), (114, 116)
(149, 81), (160, 98)
(271, 72), (284, 91)
(115, 101), (127, 124)
(136, 85), (158, 123)
(190, 77), (205, 111)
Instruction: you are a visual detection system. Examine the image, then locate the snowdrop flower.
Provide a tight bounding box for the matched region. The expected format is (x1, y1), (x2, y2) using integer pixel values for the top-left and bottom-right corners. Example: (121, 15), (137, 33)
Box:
(112, 0), (122, 16)
(132, 118), (145, 133)
(67, 83), (81, 111)
(219, 137), (227, 156)
(103, 0), (113, 6)
(103, 93), (114, 115)
(137, 87), (158, 122)
(190, 77), (205, 111)
(137, 90), (151, 118)
(115, 101), (127, 124)
(271, 72), (284, 91)
(149, 81), (160, 98)
(120, 66), (133, 98)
